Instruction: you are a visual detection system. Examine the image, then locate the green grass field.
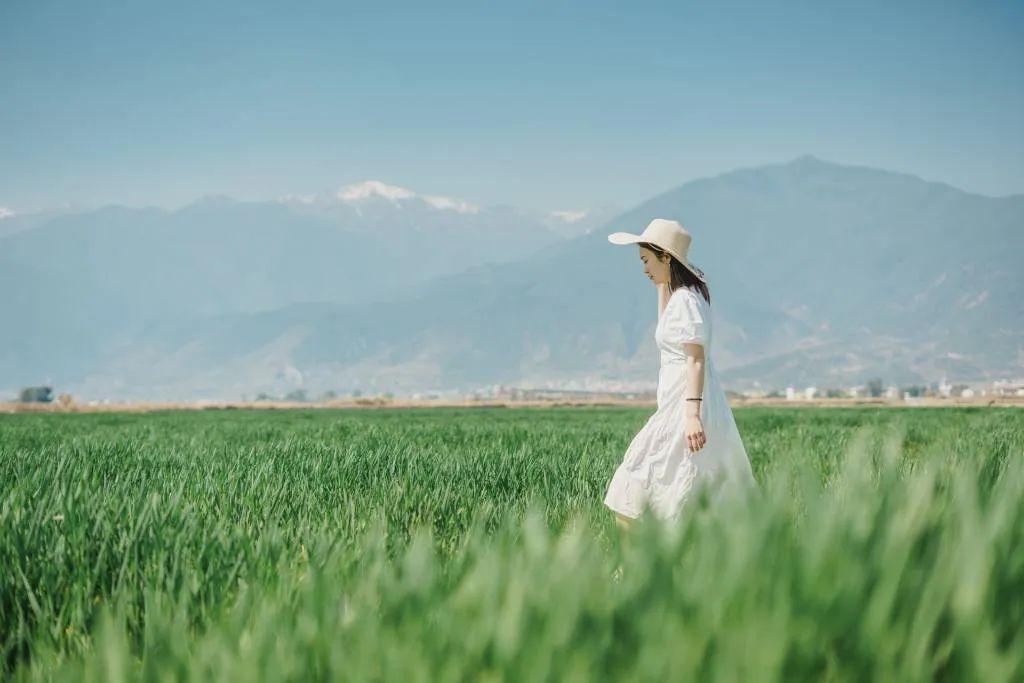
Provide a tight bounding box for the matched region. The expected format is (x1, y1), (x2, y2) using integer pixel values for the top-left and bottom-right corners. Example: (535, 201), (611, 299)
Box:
(2, 406), (1022, 681)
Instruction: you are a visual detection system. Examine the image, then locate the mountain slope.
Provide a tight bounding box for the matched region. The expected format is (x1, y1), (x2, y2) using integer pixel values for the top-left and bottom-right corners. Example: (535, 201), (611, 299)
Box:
(0, 190), (565, 388)
(4, 157), (1021, 399)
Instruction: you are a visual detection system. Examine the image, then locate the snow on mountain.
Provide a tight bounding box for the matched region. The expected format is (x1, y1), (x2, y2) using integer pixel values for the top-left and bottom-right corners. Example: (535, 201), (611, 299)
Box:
(336, 180), (417, 202)
(277, 181), (616, 224)
(326, 180), (481, 214)
(549, 209), (588, 223)
(420, 194), (480, 214)
(542, 204), (623, 238)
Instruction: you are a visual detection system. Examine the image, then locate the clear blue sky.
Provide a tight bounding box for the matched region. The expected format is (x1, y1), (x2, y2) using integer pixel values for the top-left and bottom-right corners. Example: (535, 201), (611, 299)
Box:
(2, 0), (1022, 214)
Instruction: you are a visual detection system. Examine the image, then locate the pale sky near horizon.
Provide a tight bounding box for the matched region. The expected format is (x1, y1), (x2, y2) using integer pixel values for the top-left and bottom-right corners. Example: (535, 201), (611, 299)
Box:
(2, 0), (1022, 215)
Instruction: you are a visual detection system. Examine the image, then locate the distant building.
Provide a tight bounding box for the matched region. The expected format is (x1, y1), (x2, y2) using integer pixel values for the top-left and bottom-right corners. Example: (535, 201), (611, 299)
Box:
(785, 386), (797, 400)
(804, 386), (817, 400)
(992, 378), (1024, 396)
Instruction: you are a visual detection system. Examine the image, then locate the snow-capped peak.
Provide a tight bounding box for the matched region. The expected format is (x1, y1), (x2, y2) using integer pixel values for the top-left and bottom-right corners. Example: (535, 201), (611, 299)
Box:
(422, 194), (480, 214)
(276, 180), (482, 214)
(335, 180), (480, 214)
(337, 180), (417, 202)
(549, 209), (588, 223)
(0, 206), (14, 220)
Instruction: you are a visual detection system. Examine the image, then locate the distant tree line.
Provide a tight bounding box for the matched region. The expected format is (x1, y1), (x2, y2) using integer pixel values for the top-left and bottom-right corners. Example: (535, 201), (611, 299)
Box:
(251, 389), (370, 402)
(19, 386), (53, 403)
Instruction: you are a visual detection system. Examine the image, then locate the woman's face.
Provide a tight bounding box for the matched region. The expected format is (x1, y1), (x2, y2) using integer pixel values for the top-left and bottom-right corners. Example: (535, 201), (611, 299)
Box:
(638, 245), (671, 285)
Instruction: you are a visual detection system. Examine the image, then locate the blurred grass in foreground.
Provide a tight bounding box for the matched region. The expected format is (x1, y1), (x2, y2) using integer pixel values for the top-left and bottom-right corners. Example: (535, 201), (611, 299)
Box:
(1, 407), (1022, 681)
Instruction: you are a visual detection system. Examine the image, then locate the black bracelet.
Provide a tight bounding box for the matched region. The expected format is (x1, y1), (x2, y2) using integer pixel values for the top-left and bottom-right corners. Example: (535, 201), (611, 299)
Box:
(686, 398), (702, 401)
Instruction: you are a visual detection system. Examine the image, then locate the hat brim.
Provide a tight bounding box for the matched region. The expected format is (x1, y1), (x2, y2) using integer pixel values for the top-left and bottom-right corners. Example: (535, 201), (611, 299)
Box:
(609, 231), (708, 284)
(607, 232), (643, 245)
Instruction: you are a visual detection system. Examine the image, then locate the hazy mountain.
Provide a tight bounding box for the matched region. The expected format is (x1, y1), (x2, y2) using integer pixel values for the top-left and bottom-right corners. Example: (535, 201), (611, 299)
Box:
(598, 155), (1024, 386)
(0, 185), (566, 390)
(3, 157), (1021, 399)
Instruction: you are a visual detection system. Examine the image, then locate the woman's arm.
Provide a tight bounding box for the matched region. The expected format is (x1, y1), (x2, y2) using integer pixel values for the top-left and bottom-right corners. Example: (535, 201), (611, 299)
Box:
(683, 342), (707, 452)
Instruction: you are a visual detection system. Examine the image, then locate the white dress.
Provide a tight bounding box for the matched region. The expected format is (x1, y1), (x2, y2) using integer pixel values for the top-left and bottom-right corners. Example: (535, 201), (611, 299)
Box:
(603, 285), (758, 522)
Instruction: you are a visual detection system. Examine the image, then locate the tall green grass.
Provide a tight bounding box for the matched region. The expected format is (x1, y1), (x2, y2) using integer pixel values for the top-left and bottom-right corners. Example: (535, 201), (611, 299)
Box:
(1, 407), (1022, 680)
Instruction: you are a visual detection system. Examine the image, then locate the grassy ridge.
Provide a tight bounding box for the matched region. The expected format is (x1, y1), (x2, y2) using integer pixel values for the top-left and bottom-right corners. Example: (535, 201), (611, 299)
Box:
(1, 407), (1022, 680)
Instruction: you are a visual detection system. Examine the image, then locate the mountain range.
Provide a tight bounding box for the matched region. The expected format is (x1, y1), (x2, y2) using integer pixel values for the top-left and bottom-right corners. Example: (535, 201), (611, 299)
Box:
(1, 156), (1020, 400)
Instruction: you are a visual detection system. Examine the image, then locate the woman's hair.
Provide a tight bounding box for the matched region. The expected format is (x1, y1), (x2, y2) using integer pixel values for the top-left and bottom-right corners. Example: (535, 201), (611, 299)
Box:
(641, 243), (711, 304)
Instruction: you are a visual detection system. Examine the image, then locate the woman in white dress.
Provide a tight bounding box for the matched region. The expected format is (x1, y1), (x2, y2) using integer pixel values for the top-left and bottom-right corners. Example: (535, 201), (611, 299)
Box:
(603, 219), (759, 530)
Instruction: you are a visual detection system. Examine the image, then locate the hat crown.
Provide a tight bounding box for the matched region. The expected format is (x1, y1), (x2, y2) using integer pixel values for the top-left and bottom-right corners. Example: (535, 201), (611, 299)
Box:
(642, 218), (691, 259)
(605, 217), (706, 284)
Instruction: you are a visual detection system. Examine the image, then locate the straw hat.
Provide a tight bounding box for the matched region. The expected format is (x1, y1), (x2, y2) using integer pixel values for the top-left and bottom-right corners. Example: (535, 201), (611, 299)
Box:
(607, 218), (707, 284)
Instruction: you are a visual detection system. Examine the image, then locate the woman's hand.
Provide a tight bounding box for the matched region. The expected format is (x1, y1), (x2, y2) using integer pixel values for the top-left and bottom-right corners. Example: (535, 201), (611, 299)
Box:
(685, 415), (707, 453)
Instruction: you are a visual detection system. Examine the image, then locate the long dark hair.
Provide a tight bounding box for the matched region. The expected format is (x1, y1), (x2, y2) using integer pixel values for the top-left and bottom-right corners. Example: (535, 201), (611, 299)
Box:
(641, 243), (711, 305)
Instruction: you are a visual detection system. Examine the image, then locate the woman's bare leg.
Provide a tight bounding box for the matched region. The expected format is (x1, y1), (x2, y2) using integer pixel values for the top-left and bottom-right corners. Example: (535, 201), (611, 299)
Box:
(614, 511), (634, 532)
(612, 512), (635, 581)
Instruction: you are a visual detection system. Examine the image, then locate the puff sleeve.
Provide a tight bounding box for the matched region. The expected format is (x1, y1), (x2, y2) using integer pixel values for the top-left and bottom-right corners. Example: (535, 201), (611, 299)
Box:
(664, 288), (708, 347)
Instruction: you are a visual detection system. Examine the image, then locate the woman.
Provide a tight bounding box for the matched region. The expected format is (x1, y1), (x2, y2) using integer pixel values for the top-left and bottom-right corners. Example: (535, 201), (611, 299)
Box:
(603, 218), (758, 530)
